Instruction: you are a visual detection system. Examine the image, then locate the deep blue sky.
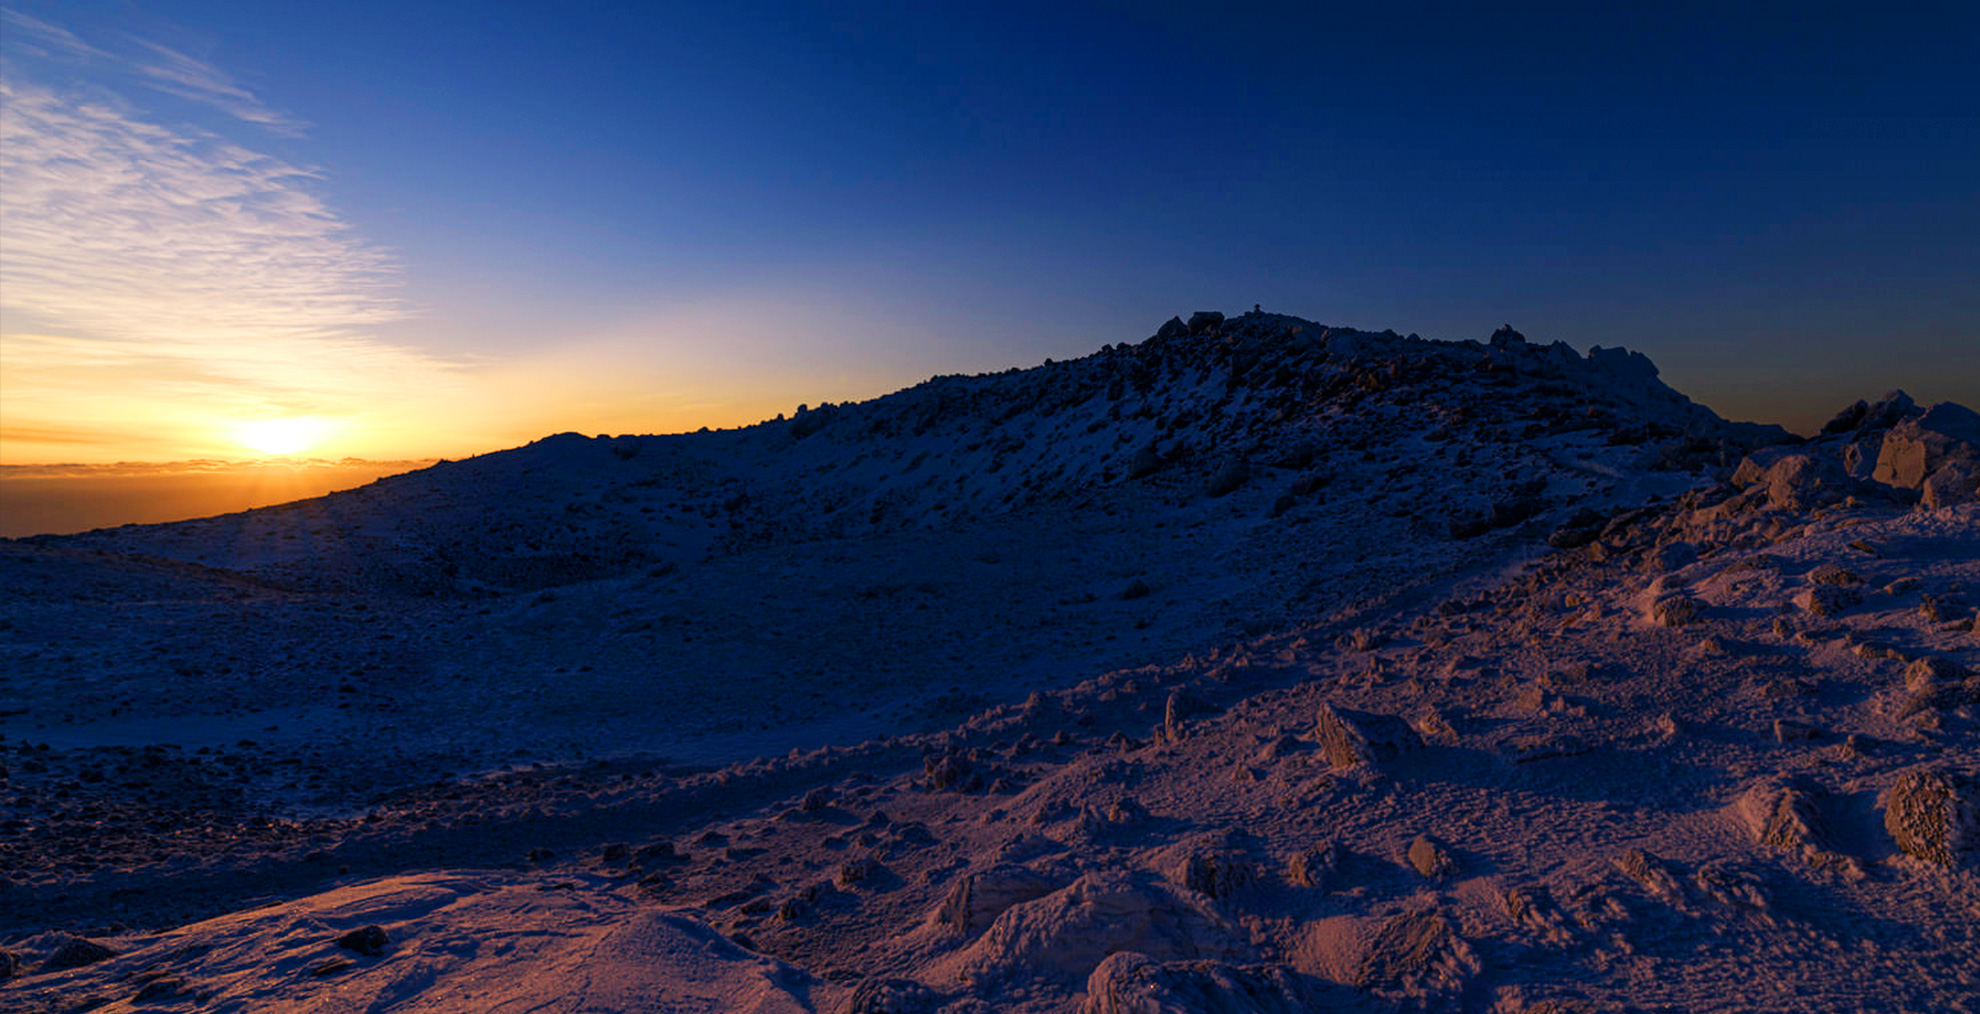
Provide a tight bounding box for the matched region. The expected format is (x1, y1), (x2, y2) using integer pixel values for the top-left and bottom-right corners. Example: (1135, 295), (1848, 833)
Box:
(3, 0), (1975, 459)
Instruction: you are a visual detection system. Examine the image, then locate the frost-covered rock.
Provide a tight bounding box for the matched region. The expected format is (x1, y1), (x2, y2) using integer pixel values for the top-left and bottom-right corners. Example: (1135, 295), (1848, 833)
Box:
(1736, 780), (1829, 856)
(838, 978), (941, 1014)
(930, 865), (1065, 934)
(1729, 449), (1851, 511)
(1079, 952), (1322, 1014)
(38, 934), (117, 972)
(930, 872), (1240, 989)
(1874, 402), (1980, 501)
(1311, 704), (1421, 768)
(1884, 768), (1977, 866)
(1406, 835), (1456, 879)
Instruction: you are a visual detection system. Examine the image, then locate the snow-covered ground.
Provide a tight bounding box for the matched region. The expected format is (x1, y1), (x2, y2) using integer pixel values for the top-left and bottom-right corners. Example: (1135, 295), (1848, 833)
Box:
(3, 313), (1975, 1012)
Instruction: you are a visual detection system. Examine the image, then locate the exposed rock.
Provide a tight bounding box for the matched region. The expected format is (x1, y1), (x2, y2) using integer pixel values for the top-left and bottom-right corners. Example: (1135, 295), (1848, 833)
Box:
(1155, 316), (1190, 340)
(1904, 656), (1966, 692)
(1157, 836), (1258, 900)
(1285, 841), (1344, 890)
(1352, 906), (1476, 993)
(1205, 460), (1250, 497)
(836, 857), (881, 888)
(1737, 780), (1828, 854)
(1080, 952), (1322, 1014)
(1730, 450), (1852, 511)
(1186, 311), (1226, 336)
(1794, 584), (1861, 617)
(39, 934), (117, 972)
(931, 872), (1238, 989)
(1128, 445), (1165, 479)
(924, 751), (980, 792)
(1874, 402), (1980, 494)
(336, 925), (390, 957)
(1162, 690), (1215, 742)
(1614, 848), (1684, 900)
(1822, 400), (1871, 435)
(1884, 768), (1977, 866)
(931, 865), (1065, 933)
(633, 841), (686, 866)
(1312, 703), (1421, 768)
(1650, 595), (1701, 628)
(1921, 459), (1980, 508)
(839, 978), (941, 1014)
(1406, 835), (1456, 879)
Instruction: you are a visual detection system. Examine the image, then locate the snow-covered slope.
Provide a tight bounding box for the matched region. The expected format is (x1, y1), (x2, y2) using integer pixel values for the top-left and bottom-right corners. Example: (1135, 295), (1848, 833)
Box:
(4, 313), (1976, 1013)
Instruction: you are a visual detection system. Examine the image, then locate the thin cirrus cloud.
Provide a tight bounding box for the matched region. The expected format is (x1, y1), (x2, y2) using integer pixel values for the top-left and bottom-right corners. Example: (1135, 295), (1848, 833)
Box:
(0, 64), (469, 461)
(0, 9), (304, 134)
(127, 37), (309, 136)
(0, 9), (112, 61)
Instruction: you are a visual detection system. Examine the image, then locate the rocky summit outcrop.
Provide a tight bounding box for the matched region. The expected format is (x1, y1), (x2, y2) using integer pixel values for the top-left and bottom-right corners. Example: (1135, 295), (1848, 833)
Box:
(1875, 403), (1980, 508)
(44, 310), (1788, 596)
(1722, 390), (1980, 511)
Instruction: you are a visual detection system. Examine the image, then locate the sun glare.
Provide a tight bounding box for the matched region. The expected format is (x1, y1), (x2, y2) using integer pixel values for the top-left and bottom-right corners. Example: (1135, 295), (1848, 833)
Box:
(235, 417), (333, 456)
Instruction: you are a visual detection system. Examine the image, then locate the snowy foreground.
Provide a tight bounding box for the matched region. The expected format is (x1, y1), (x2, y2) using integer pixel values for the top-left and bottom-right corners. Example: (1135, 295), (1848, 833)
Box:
(3, 313), (1976, 1012)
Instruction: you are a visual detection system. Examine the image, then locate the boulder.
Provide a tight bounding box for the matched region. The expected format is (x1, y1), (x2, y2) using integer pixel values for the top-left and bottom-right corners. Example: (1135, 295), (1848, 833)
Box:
(930, 872), (1239, 989)
(1863, 390), (1919, 430)
(1883, 768), (1976, 866)
(1822, 399), (1870, 435)
(839, 978), (941, 1014)
(38, 935), (117, 973)
(1155, 316), (1190, 340)
(1905, 656), (1967, 692)
(1406, 835), (1456, 879)
(1312, 704), (1422, 768)
(1156, 834), (1258, 900)
(1352, 907), (1472, 991)
(1186, 311), (1226, 336)
(931, 865), (1065, 933)
(1285, 841), (1344, 889)
(1729, 449), (1852, 511)
(1794, 584), (1861, 617)
(1080, 952), (1323, 1014)
(1873, 402), (1980, 492)
(1736, 780), (1828, 855)
(1205, 460), (1250, 497)
(1651, 595), (1702, 628)
(336, 924), (391, 957)
(1921, 459), (1980, 508)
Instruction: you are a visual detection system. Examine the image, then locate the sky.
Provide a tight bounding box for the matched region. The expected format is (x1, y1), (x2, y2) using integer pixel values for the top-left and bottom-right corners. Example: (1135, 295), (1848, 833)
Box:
(1, 0), (1976, 467)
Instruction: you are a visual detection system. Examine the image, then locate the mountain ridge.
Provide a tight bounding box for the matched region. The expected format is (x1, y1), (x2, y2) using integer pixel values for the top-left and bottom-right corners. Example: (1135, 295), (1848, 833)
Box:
(3, 312), (1976, 1014)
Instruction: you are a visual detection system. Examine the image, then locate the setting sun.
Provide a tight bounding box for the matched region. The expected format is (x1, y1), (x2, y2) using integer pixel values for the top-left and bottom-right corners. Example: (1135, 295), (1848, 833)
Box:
(235, 417), (333, 456)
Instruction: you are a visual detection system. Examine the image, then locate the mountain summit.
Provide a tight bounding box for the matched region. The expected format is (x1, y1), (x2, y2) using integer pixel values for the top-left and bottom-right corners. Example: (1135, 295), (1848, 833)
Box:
(5, 313), (1976, 1013)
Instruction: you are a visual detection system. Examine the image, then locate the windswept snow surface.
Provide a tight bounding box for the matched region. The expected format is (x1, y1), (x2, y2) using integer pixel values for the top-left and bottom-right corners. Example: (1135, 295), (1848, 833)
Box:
(4, 313), (1976, 1012)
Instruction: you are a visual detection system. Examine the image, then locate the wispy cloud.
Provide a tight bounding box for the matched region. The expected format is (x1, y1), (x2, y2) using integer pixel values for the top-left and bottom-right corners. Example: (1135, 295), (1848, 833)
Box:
(0, 9), (304, 135)
(127, 38), (308, 136)
(0, 9), (112, 61)
(0, 78), (467, 459)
